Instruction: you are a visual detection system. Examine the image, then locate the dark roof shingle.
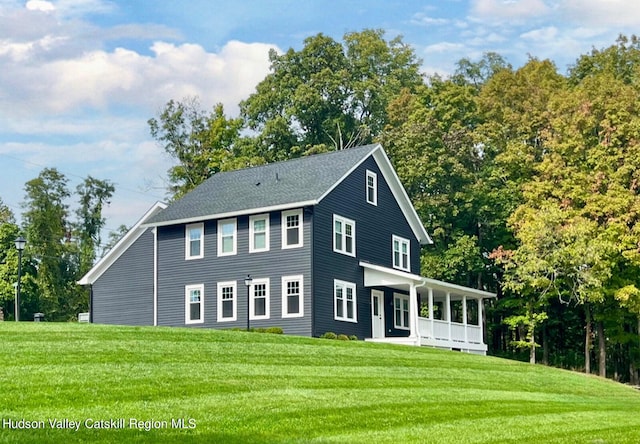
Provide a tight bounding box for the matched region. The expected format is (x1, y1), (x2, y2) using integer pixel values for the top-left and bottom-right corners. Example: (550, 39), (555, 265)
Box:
(146, 144), (380, 225)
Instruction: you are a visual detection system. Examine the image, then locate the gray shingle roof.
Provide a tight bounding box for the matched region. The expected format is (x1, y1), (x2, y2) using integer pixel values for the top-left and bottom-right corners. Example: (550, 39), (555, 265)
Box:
(146, 144), (380, 225)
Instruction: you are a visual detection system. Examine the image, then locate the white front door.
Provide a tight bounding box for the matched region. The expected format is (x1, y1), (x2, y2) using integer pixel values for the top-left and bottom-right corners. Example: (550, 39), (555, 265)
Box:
(371, 290), (385, 338)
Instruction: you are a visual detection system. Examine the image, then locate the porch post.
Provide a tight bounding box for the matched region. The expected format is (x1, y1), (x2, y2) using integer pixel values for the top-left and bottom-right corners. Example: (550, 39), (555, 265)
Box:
(428, 287), (434, 319)
(409, 283), (420, 345)
(462, 295), (468, 343)
(478, 296), (484, 345)
(445, 291), (451, 341)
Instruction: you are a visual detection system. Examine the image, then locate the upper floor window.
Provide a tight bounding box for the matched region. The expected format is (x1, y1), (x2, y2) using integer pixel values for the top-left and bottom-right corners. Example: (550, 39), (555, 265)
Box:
(393, 235), (410, 271)
(250, 278), (270, 320)
(185, 223), (204, 260)
(249, 214), (270, 253)
(334, 279), (357, 323)
(366, 170), (377, 205)
(333, 214), (355, 257)
(185, 284), (204, 324)
(282, 209), (303, 249)
(217, 281), (236, 322)
(218, 218), (237, 256)
(282, 275), (303, 318)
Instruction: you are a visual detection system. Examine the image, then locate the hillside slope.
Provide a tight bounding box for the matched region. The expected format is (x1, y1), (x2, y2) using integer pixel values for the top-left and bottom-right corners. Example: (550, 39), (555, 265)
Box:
(1, 323), (639, 443)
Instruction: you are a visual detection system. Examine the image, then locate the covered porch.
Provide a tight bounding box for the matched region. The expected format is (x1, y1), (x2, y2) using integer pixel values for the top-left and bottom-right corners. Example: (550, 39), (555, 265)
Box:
(361, 262), (496, 355)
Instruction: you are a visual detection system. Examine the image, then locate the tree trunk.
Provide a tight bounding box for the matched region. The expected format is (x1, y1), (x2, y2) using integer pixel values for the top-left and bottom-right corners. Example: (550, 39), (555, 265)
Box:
(585, 304), (591, 374)
(542, 324), (549, 366)
(529, 324), (536, 364)
(597, 320), (606, 378)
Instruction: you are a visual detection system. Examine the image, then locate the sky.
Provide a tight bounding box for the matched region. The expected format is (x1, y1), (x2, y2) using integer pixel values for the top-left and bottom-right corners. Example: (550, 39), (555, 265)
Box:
(1, 0), (639, 248)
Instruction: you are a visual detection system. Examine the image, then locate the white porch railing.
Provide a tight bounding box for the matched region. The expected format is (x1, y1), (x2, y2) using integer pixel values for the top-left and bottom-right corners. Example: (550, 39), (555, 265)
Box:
(418, 317), (483, 344)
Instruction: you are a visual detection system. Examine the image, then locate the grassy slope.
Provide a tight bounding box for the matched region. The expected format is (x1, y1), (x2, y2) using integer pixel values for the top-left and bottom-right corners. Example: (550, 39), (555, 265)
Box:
(1, 324), (639, 443)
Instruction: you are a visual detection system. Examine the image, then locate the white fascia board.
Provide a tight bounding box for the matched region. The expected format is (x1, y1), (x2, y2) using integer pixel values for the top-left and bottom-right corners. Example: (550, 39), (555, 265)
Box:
(316, 144), (432, 245)
(77, 201), (167, 285)
(359, 261), (496, 299)
(371, 147), (433, 245)
(142, 200), (318, 228)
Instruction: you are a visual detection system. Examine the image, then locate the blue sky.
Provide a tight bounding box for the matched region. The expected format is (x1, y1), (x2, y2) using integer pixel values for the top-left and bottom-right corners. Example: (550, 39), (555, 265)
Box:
(1, 0), (639, 246)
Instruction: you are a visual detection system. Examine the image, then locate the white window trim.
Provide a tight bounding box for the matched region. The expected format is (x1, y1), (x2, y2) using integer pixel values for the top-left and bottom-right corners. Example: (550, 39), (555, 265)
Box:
(393, 293), (410, 330)
(333, 214), (356, 257)
(282, 275), (304, 318)
(185, 284), (204, 325)
(281, 209), (303, 249)
(217, 281), (237, 322)
(249, 278), (270, 320)
(185, 223), (204, 260)
(334, 279), (357, 323)
(249, 214), (270, 253)
(366, 170), (378, 206)
(217, 218), (237, 256)
(392, 235), (411, 272)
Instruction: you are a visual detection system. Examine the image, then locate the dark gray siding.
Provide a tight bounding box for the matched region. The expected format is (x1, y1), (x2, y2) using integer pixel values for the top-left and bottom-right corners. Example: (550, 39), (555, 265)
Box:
(156, 209), (312, 336)
(312, 156), (421, 339)
(92, 229), (154, 326)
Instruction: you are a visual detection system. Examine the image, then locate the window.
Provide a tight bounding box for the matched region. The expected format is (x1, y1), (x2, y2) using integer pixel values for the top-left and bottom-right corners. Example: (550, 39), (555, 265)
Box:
(217, 281), (237, 322)
(282, 209), (303, 249)
(185, 284), (204, 324)
(333, 215), (355, 256)
(334, 279), (357, 323)
(366, 170), (377, 205)
(218, 219), (237, 256)
(185, 223), (204, 260)
(392, 235), (410, 271)
(393, 293), (410, 330)
(250, 278), (270, 320)
(249, 214), (270, 253)
(282, 275), (303, 318)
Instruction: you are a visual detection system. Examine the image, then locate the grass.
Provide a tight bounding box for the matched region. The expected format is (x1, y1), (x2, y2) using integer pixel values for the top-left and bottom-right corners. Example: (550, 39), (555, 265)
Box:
(1, 323), (639, 443)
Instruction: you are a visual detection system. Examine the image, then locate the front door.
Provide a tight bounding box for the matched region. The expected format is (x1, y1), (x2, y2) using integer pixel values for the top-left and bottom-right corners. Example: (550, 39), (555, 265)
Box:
(371, 290), (385, 338)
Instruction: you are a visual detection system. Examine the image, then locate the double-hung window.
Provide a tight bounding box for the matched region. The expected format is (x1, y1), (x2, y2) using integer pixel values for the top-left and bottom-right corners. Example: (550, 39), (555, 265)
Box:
(393, 293), (410, 330)
(282, 209), (303, 249)
(250, 278), (270, 320)
(282, 275), (303, 318)
(217, 281), (237, 322)
(218, 218), (237, 256)
(249, 214), (270, 253)
(366, 170), (377, 205)
(185, 223), (204, 259)
(334, 279), (357, 323)
(333, 215), (355, 256)
(185, 284), (204, 324)
(392, 235), (410, 271)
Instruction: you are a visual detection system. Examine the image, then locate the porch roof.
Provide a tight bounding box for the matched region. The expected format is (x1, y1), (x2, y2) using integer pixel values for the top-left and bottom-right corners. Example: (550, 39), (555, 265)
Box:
(359, 261), (496, 299)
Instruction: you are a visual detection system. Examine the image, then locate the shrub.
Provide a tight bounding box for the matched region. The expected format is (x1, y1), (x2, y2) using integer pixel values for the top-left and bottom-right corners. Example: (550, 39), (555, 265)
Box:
(337, 334), (350, 341)
(349, 335), (358, 341)
(321, 332), (337, 340)
(265, 327), (284, 334)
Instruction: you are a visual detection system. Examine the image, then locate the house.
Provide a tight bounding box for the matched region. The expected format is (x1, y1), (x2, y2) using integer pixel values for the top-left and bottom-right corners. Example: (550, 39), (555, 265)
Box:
(79, 144), (495, 354)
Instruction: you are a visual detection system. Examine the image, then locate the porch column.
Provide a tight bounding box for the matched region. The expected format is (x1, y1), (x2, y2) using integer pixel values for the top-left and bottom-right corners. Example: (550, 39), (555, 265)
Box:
(409, 283), (420, 345)
(445, 291), (451, 341)
(428, 287), (434, 320)
(462, 295), (468, 343)
(479, 296), (484, 344)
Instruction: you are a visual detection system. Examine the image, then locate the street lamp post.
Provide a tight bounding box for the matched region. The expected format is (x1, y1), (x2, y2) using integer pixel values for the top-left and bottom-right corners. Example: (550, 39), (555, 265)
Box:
(244, 275), (252, 331)
(14, 236), (26, 322)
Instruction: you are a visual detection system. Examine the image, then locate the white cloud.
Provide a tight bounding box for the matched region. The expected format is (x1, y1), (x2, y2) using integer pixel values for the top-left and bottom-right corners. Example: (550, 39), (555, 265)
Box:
(26, 0), (55, 12)
(424, 42), (465, 54)
(560, 0), (640, 27)
(520, 26), (558, 42)
(410, 13), (449, 26)
(470, 0), (550, 22)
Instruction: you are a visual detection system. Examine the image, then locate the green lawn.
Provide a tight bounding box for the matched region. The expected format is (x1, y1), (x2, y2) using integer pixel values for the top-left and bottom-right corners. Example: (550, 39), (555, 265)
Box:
(1, 323), (639, 443)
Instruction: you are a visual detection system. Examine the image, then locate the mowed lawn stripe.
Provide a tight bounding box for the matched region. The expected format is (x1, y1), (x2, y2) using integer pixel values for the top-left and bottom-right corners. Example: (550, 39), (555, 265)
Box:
(1, 323), (639, 443)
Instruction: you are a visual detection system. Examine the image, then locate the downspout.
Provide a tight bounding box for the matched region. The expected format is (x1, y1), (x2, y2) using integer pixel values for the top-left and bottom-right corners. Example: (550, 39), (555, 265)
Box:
(89, 284), (93, 323)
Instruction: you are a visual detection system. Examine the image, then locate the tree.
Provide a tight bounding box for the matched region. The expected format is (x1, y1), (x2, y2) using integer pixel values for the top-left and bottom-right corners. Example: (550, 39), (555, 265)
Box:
(148, 99), (246, 198)
(241, 29), (423, 158)
(22, 168), (72, 320)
